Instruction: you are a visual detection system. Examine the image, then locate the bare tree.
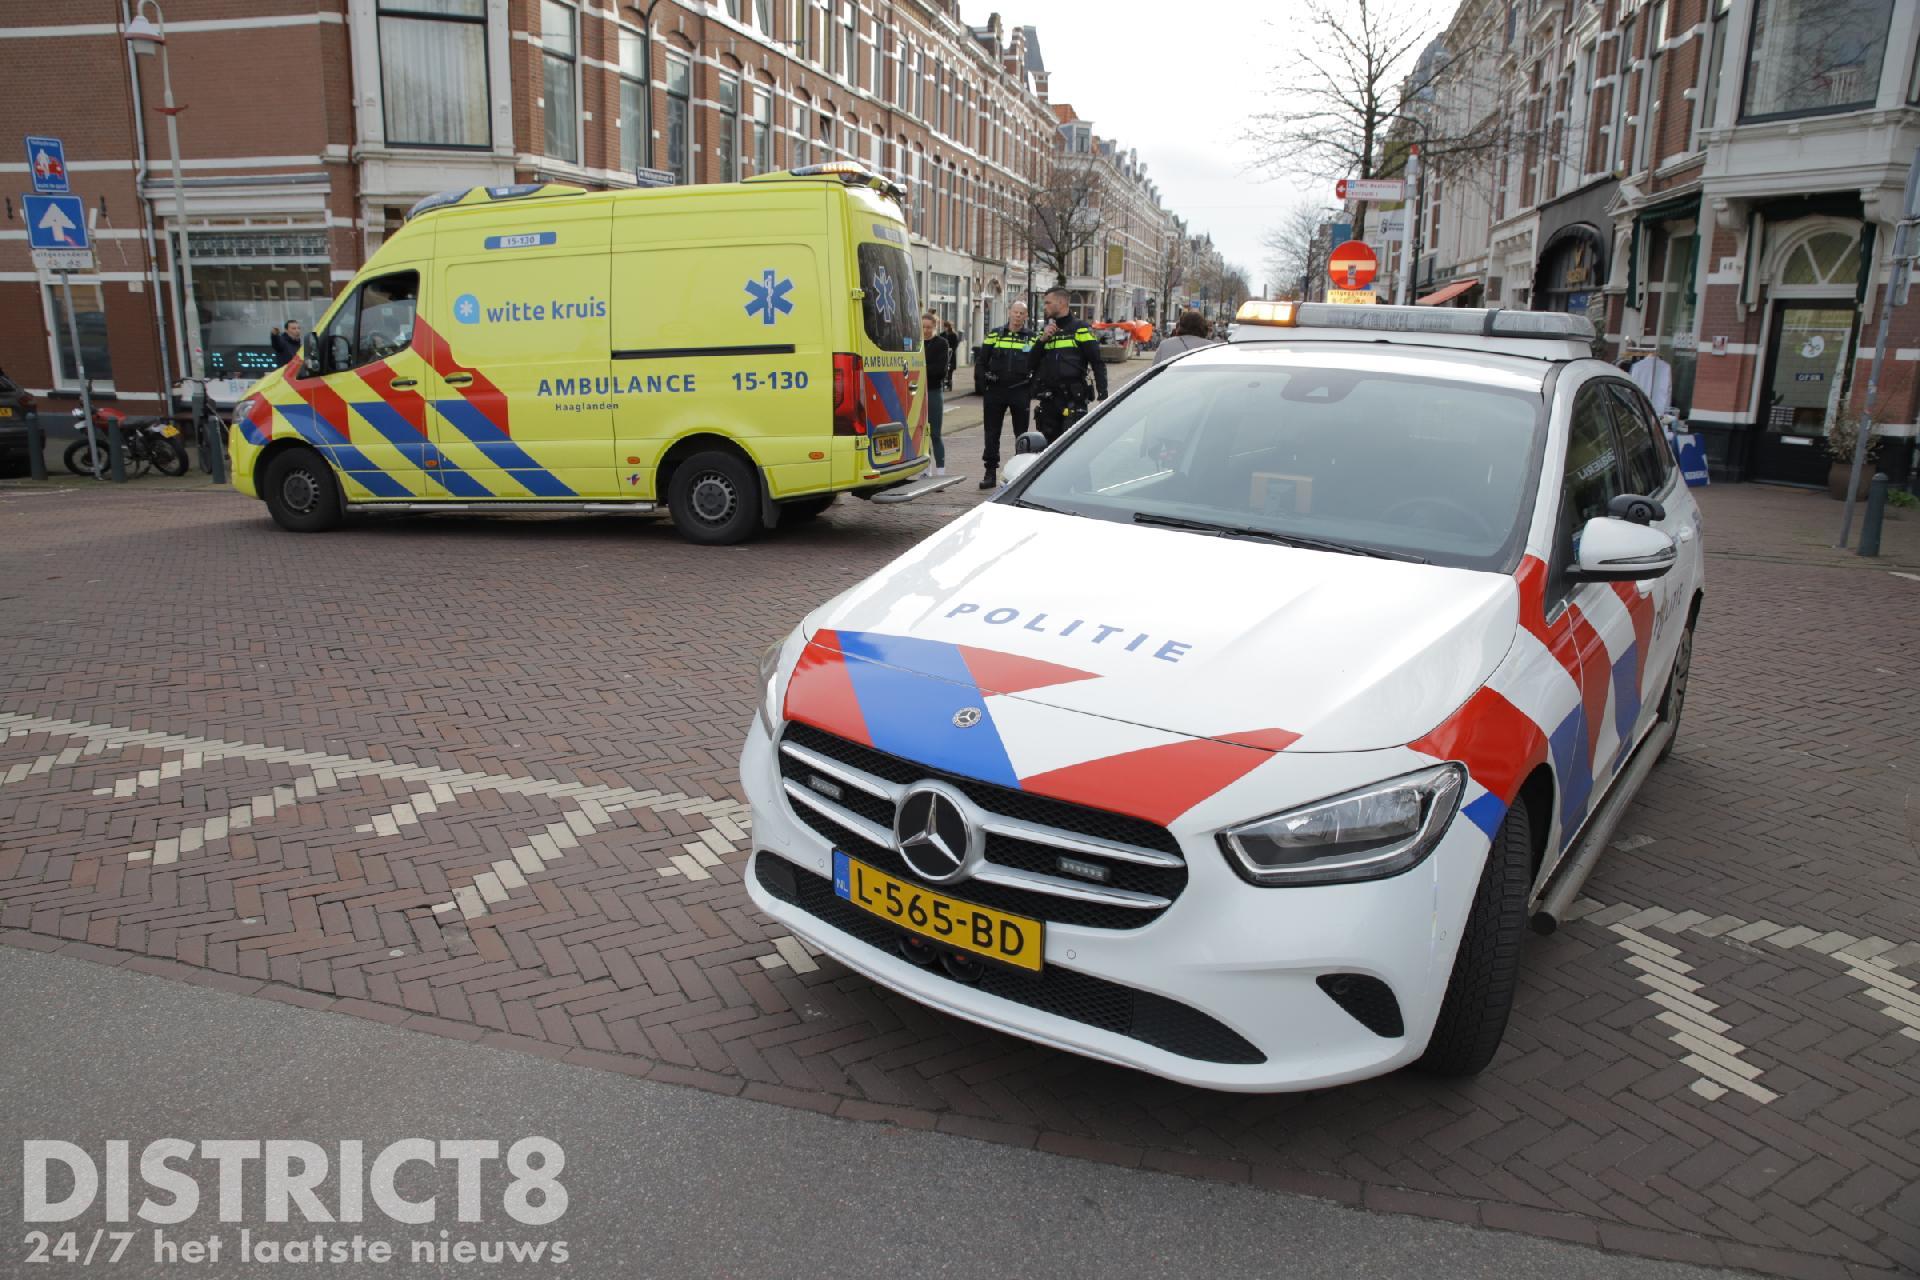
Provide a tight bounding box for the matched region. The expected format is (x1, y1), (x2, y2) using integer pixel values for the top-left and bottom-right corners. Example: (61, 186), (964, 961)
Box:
(1155, 219), (1189, 324)
(1022, 158), (1105, 291)
(1263, 204), (1327, 299)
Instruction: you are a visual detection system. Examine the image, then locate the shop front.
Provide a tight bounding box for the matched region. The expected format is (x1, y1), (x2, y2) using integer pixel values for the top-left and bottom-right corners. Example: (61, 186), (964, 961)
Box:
(186, 227), (334, 404)
(1531, 179), (1617, 320)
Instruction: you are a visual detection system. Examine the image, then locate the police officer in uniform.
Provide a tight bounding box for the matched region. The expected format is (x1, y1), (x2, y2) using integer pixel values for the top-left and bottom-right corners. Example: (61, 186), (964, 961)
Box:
(1031, 287), (1108, 445)
(974, 299), (1036, 489)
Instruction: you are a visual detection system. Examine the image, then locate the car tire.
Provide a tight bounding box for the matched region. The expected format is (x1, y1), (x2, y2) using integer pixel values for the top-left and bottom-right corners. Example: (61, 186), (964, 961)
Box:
(780, 495), (835, 524)
(667, 449), (759, 545)
(261, 447), (343, 533)
(1656, 622), (1692, 764)
(1415, 802), (1531, 1077)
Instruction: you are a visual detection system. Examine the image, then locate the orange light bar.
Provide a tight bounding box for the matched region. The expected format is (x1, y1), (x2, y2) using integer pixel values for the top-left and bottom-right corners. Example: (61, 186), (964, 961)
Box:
(1234, 300), (1300, 327)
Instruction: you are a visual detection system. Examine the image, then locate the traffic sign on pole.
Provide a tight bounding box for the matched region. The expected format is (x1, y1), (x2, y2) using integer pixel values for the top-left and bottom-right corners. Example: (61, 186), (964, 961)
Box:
(25, 136), (69, 194)
(1334, 177), (1405, 203)
(24, 193), (91, 270)
(1328, 239), (1378, 291)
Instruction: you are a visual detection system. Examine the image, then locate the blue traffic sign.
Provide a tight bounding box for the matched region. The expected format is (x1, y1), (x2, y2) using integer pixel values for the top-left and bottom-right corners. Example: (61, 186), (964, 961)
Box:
(24, 194), (89, 251)
(25, 136), (69, 194)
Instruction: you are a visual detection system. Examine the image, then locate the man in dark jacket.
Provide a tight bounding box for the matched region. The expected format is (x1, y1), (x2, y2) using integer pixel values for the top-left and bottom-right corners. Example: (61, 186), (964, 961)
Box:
(1031, 287), (1107, 445)
(973, 300), (1035, 488)
(269, 319), (303, 367)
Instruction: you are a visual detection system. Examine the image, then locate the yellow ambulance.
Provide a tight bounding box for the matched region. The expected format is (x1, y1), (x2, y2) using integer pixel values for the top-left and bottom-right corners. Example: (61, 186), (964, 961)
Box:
(228, 165), (954, 544)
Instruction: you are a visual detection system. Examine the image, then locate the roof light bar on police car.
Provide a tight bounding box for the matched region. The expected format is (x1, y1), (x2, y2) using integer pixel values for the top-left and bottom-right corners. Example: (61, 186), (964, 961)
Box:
(1232, 300), (1597, 345)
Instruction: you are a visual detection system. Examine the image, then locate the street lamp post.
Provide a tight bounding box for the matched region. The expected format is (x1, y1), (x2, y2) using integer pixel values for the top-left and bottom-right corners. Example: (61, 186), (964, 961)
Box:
(125, 0), (224, 482)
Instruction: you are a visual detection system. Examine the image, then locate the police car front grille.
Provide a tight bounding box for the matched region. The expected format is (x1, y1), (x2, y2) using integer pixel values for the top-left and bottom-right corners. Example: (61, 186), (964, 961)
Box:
(753, 852), (1264, 1066)
(777, 723), (1187, 932)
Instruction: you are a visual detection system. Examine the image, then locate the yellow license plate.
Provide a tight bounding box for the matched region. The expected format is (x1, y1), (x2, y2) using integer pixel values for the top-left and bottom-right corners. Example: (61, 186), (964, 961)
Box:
(159, 425), (180, 437)
(0, 407), (14, 417)
(869, 429), (903, 465)
(833, 851), (1043, 972)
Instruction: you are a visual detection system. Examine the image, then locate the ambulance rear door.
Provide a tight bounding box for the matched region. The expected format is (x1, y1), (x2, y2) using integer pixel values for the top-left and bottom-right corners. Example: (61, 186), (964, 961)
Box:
(847, 205), (925, 480)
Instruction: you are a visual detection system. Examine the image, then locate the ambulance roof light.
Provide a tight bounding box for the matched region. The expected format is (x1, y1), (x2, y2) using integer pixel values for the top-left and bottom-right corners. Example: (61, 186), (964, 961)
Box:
(758, 164), (908, 208)
(404, 183), (588, 222)
(1230, 300), (1597, 345)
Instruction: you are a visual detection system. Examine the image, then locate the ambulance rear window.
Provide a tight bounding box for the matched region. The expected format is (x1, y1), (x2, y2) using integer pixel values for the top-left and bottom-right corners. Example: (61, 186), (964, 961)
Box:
(857, 244), (919, 352)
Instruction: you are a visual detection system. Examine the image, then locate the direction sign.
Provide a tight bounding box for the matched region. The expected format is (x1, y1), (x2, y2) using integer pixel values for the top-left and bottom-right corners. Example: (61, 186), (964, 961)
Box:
(25, 135), (69, 194)
(1335, 177), (1406, 202)
(1328, 239), (1378, 291)
(24, 193), (91, 270)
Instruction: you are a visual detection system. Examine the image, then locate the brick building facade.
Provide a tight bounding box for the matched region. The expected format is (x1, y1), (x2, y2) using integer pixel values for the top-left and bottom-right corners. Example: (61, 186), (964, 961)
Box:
(1383, 0), (1920, 484)
(0, 0), (1109, 419)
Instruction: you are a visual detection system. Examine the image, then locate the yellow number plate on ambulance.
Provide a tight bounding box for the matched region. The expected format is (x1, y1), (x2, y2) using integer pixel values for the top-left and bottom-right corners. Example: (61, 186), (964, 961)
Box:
(833, 851), (1043, 972)
(869, 429), (903, 465)
(0, 407), (14, 417)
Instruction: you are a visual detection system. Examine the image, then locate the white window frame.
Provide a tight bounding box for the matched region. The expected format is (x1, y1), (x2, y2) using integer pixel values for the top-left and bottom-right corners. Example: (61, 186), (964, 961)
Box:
(539, 0), (582, 166)
(41, 274), (116, 395)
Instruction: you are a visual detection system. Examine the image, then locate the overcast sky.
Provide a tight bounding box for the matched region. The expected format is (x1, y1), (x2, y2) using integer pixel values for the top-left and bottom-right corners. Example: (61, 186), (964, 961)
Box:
(988, 0), (1443, 289)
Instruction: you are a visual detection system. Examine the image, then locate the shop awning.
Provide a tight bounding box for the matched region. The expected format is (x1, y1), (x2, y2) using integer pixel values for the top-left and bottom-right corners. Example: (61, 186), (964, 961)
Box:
(1416, 279), (1477, 306)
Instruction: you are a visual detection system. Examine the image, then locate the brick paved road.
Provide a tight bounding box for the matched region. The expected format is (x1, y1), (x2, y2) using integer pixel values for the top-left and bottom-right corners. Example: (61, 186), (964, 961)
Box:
(1, 468), (1915, 1278)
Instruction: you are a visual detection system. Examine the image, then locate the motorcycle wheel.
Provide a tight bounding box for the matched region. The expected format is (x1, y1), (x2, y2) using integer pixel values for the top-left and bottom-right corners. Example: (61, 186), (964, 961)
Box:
(63, 439), (106, 477)
(150, 435), (189, 476)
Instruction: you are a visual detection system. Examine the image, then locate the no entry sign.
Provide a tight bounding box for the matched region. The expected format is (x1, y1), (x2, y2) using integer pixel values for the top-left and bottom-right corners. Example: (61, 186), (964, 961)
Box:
(1328, 240), (1377, 291)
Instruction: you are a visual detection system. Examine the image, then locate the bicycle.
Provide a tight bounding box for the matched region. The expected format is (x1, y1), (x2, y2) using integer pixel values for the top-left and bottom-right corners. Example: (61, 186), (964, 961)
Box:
(63, 405), (190, 478)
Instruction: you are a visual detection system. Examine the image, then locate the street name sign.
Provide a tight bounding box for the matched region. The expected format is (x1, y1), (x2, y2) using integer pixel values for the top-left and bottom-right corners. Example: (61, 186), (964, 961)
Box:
(1335, 177), (1405, 202)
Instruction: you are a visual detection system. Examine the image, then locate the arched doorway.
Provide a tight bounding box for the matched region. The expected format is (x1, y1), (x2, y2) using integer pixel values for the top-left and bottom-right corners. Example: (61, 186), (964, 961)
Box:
(1532, 224), (1606, 317)
(1751, 220), (1863, 486)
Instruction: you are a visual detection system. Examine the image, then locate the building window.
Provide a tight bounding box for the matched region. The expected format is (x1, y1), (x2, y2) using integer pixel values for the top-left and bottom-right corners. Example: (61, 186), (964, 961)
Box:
(909, 46), (923, 118)
(187, 230), (331, 383)
(619, 28), (649, 173)
(46, 280), (113, 390)
(755, 0), (773, 33)
(376, 0), (488, 148)
(666, 52), (691, 182)
(1742, 0), (1893, 119)
(817, 113), (833, 163)
(1611, 13), (1635, 172)
(789, 0), (810, 63)
(717, 74), (740, 181)
(834, 3), (854, 81)
(1695, 0), (1732, 146)
(792, 101), (809, 167)
(1635, 0), (1666, 172)
(753, 85), (773, 174)
(540, 1), (577, 164)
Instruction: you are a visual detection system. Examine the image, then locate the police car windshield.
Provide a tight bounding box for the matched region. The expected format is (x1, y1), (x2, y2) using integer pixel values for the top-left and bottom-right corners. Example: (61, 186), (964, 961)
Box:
(1013, 351), (1548, 572)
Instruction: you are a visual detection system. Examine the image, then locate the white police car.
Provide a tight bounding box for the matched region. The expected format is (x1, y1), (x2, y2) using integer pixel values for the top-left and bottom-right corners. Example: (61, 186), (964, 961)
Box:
(743, 300), (1704, 1091)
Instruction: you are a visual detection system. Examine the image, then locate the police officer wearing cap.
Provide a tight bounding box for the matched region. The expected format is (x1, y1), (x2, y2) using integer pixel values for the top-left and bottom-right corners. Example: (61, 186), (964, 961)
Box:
(973, 300), (1036, 489)
(1031, 287), (1108, 445)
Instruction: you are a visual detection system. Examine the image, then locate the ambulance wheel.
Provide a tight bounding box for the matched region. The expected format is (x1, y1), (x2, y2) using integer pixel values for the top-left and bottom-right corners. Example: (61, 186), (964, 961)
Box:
(262, 447), (343, 533)
(781, 495), (835, 523)
(1415, 801), (1530, 1077)
(667, 450), (758, 545)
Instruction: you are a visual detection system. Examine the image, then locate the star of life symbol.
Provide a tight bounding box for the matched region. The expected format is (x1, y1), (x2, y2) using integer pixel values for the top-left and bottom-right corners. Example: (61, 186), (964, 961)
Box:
(455, 293), (481, 325)
(870, 266), (897, 321)
(744, 269), (795, 326)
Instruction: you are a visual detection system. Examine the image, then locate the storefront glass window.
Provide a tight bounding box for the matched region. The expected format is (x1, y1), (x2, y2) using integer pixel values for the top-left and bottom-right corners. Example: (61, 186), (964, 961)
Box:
(377, 0), (488, 148)
(47, 281), (113, 390)
(1742, 0), (1893, 119)
(188, 231), (332, 385)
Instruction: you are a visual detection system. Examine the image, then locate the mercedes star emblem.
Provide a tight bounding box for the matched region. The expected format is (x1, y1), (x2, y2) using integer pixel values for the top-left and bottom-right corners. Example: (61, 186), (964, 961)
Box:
(894, 782), (976, 883)
(951, 706), (983, 728)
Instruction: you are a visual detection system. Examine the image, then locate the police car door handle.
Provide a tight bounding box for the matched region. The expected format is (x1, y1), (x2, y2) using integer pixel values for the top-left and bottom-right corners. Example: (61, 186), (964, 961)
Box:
(443, 373), (474, 386)
(389, 377), (418, 390)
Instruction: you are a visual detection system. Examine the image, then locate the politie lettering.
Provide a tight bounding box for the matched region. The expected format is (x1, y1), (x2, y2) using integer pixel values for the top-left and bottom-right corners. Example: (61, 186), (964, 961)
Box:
(537, 373), (698, 397)
(944, 603), (1192, 663)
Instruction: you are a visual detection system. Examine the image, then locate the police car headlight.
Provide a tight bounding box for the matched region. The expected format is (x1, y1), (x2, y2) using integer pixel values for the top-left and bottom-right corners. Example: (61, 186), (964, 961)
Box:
(1218, 764), (1465, 887)
(754, 631), (795, 736)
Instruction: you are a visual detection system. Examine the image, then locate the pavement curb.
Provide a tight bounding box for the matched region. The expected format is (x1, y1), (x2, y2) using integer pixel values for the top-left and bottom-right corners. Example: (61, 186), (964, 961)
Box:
(2, 926), (1906, 1280)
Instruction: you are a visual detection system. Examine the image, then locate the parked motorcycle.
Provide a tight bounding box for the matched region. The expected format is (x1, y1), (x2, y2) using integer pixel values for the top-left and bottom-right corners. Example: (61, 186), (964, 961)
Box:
(63, 405), (190, 478)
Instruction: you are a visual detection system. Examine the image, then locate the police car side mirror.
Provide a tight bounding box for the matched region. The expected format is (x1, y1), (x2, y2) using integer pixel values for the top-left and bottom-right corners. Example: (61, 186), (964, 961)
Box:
(1001, 453), (1040, 485)
(1014, 430), (1048, 456)
(1606, 492), (1666, 526)
(1569, 516), (1676, 583)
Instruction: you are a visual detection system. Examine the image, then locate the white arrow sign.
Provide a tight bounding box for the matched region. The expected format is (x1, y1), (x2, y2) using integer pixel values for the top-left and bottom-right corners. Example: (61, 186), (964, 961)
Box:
(36, 200), (77, 244)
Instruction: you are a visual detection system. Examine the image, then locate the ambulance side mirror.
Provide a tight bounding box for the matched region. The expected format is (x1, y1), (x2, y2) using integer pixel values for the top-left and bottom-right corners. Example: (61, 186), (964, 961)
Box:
(299, 330), (321, 377)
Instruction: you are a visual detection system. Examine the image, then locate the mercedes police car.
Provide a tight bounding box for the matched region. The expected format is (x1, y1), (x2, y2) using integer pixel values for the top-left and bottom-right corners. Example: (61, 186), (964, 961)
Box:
(742, 300), (1704, 1091)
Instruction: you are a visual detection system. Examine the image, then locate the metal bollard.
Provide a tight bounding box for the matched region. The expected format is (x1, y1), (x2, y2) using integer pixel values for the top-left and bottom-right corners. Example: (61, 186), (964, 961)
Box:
(107, 420), (127, 483)
(1857, 472), (1888, 558)
(25, 411), (46, 481)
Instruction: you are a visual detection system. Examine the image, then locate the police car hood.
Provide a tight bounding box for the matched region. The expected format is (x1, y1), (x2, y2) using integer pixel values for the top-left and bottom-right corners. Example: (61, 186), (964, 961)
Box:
(796, 502), (1518, 755)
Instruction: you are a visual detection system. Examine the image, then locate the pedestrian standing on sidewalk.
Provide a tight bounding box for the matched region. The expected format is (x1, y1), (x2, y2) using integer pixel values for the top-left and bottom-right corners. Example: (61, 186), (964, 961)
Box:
(1031, 287), (1107, 445)
(1153, 309), (1217, 365)
(974, 300), (1036, 489)
(940, 319), (960, 391)
(920, 312), (950, 476)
